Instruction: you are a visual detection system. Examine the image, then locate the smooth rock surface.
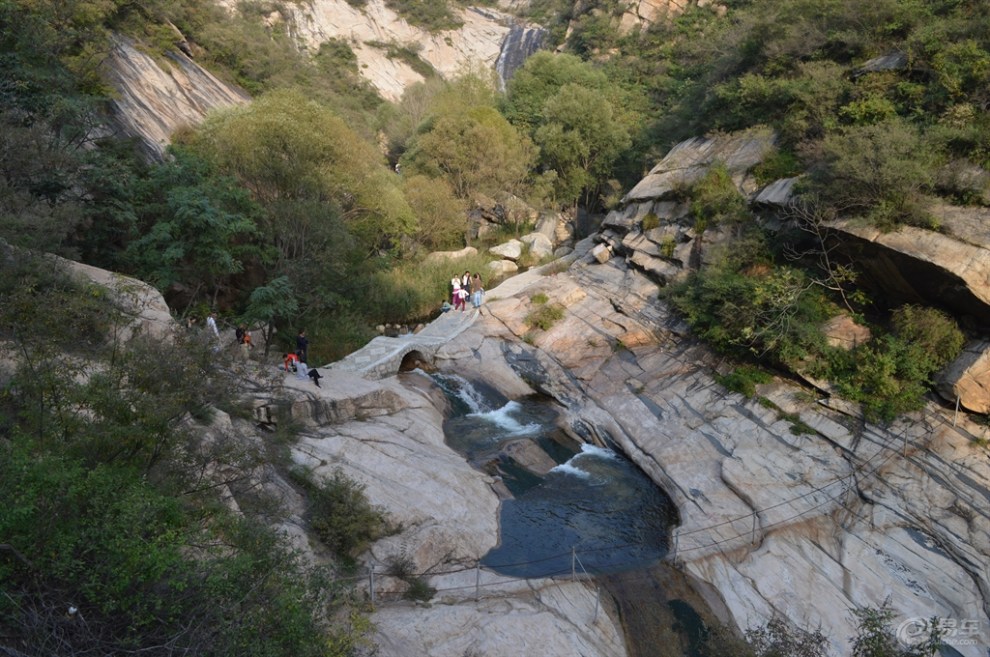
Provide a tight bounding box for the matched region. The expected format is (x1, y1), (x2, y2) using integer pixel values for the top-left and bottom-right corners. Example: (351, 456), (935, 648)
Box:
(103, 35), (250, 160)
(937, 340), (990, 414)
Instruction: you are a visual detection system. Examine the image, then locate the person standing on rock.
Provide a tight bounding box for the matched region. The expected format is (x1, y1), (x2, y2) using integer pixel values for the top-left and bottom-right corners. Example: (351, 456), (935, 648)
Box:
(206, 312), (220, 351)
(207, 312), (219, 338)
(450, 275), (462, 307)
(461, 270), (471, 290)
(296, 329), (309, 363)
(470, 273), (484, 308)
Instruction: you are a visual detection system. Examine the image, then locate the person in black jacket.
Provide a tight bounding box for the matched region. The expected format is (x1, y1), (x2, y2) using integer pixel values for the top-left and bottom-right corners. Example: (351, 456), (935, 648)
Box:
(296, 329), (309, 363)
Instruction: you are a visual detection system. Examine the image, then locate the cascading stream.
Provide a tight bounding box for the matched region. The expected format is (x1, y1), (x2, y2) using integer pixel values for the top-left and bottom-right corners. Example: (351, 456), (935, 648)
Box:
(431, 372), (677, 578)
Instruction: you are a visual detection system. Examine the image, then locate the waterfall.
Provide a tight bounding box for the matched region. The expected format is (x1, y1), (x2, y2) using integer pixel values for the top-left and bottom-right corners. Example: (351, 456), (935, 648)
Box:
(495, 24), (547, 90)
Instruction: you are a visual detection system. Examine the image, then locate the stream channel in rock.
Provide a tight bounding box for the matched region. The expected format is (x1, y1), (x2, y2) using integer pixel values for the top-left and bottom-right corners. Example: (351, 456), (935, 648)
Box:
(434, 372), (676, 576)
(428, 373), (713, 656)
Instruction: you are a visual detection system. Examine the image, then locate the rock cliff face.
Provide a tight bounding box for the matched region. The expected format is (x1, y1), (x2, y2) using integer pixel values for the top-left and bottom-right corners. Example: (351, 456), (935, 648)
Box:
(606, 128), (990, 415)
(282, 0), (543, 100)
(102, 36), (250, 160)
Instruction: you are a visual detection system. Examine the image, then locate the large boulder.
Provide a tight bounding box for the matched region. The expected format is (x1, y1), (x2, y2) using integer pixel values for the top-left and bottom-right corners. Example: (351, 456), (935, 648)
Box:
(827, 205), (990, 322)
(520, 232), (554, 260)
(623, 127), (776, 204)
(490, 239), (523, 260)
(56, 254), (175, 342)
(937, 340), (990, 414)
(426, 246), (479, 262)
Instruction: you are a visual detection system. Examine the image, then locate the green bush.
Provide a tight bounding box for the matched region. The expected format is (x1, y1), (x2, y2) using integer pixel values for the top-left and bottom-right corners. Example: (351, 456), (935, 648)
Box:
(804, 118), (940, 230)
(825, 305), (964, 423)
(715, 365), (773, 398)
(295, 468), (390, 563)
(525, 302), (565, 331)
(667, 236), (831, 367)
(383, 0), (462, 32)
(690, 163), (751, 230)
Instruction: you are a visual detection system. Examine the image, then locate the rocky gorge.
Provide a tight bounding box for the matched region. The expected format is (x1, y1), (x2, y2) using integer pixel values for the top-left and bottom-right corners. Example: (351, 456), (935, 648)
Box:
(67, 4), (990, 654)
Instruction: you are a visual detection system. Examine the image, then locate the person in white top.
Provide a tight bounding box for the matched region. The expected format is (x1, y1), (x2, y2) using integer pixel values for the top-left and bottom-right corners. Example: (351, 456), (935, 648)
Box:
(206, 312), (219, 338)
(450, 276), (462, 310)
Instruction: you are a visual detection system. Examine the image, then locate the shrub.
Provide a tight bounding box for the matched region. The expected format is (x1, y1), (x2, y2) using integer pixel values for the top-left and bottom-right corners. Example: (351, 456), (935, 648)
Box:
(804, 118), (939, 230)
(667, 238), (831, 367)
(296, 468), (390, 563)
(890, 304), (964, 372)
(715, 365), (773, 398)
(690, 163), (751, 229)
(825, 305), (963, 423)
(383, 0), (463, 32)
(642, 212), (661, 230)
(525, 302), (565, 331)
(530, 292), (549, 304)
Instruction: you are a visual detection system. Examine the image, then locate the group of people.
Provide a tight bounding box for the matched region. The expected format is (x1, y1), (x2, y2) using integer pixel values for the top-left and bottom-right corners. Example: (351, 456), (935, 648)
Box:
(283, 329), (321, 387)
(444, 270), (485, 313)
(195, 313), (322, 387)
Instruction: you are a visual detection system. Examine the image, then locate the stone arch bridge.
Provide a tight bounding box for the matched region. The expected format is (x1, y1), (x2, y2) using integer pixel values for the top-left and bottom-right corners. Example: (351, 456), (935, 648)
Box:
(324, 308), (478, 379)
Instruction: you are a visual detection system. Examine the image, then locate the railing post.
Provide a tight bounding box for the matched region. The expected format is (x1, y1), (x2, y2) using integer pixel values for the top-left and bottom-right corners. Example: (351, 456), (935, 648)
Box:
(369, 566), (376, 605)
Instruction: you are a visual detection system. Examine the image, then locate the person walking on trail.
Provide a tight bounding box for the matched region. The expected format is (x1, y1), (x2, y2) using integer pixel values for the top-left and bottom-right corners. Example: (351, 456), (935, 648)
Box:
(206, 312), (220, 352)
(470, 273), (484, 308)
(296, 329), (309, 363)
(207, 312), (219, 338)
(456, 285), (468, 311)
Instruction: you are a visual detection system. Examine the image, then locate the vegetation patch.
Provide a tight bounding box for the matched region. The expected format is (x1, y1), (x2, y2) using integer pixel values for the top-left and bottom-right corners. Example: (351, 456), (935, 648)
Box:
(291, 468), (391, 566)
(366, 40), (437, 78)
(525, 302), (565, 331)
(714, 365), (773, 398)
(383, 0), (463, 33)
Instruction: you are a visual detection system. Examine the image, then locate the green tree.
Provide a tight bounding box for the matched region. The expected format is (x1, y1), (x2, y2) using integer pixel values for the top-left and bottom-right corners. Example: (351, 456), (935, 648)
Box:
(124, 148), (260, 304)
(402, 174), (467, 250)
(188, 89), (416, 253)
(401, 106), (537, 199)
(503, 52), (644, 207)
(533, 83), (632, 206)
(242, 276), (300, 356)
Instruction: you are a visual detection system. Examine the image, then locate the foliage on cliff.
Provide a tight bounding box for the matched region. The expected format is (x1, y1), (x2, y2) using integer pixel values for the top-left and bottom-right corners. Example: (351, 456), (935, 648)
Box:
(0, 254), (367, 656)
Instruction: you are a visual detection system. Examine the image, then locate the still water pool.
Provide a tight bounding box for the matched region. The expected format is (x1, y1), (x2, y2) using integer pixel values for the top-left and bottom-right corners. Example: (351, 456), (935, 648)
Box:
(433, 373), (677, 579)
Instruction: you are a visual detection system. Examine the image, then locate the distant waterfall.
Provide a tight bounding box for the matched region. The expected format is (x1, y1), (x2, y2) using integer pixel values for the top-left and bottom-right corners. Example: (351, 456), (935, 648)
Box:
(495, 24), (546, 89)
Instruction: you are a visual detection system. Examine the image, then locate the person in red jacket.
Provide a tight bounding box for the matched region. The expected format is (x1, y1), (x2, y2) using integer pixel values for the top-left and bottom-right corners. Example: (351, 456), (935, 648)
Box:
(283, 352), (299, 372)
